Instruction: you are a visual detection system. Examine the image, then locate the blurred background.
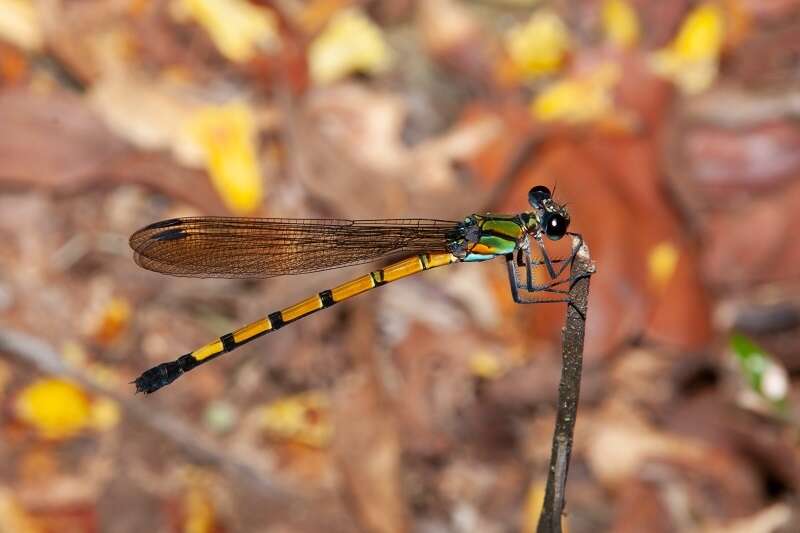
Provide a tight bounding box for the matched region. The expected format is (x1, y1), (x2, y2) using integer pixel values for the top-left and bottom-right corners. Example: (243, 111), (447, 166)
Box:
(0, 0), (799, 531)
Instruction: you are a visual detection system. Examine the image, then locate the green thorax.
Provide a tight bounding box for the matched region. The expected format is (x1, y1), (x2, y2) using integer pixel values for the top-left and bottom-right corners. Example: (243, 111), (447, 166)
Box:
(448, 213), (536, 262)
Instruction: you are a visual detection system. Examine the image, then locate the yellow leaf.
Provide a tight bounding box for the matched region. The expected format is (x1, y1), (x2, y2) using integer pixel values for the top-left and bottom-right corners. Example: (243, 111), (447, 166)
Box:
(173, 0), (279, 62)
(498, 0), (541, 5)
(184, 484), (216, 533)
(180, 469), (218, 533)
(0, 360), (10, 400)
(309, 8), (392, 84)
(521, 482), (546, 533)
(0, 489), (42, 533)
(15, 379), (91, 440)
(602, 0), (639, 48)
(469, 351), (505, 380)
(92, 296), (131, 345)
(0, 0), (42, 51)
(648, 241), (679, 289)
(297, 0), (349, 34)
(522, 481), (571, 533)
(90, 397), (121, 432)
(672, 3), (725, 61)
(649, 3), (724, 94)
(505, 10), (570, 79)
(532, 63), (621, 123)
(61, 341), (88, 366)
(257, 391), (332, 448)
(188, 102), (263, 214)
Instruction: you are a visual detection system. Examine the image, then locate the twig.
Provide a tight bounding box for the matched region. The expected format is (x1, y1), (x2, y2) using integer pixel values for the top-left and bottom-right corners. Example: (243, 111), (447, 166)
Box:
(0, 329), (309, 502)
(537, 237), (594, 533)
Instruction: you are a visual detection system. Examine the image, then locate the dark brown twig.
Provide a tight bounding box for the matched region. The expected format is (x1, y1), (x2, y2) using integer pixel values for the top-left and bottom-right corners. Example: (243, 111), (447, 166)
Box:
(537, 237), (593, 533)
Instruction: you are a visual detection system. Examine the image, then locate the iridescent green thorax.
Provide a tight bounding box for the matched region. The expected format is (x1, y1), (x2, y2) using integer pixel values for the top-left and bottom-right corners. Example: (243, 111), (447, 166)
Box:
(448, 213), (536, 262)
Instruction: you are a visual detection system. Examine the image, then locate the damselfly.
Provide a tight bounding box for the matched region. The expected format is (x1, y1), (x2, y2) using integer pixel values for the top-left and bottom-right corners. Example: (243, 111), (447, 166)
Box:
(130, 185), (580, 393)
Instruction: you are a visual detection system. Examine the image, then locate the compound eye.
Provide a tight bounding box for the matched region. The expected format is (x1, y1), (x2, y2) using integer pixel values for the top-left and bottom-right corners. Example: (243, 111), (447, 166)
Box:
(543, 213), (568, 240)
(528, 185), (552, 208)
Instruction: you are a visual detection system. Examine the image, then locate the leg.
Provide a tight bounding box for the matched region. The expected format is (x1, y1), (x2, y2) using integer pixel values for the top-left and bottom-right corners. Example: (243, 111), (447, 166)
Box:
(506, 255), (573, 299)
(535, 236), (558, 279)
(518, 243), (583, 293)
(515, 233), (583, 290)
(510, 287), (587, 321)
(507, 253), (572, 295)
(504, 234), (589, 320)
(505, 258), (585, 320)
(534, 232), (583, 281)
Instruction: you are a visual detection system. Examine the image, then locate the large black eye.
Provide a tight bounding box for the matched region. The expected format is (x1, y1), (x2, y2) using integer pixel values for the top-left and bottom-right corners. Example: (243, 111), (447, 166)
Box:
(528, 185), (551, 208)
(543, 213), (568, 240)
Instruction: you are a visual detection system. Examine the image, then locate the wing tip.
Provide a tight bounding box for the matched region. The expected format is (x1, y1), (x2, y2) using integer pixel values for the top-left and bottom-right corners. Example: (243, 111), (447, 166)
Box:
(143, 218), (183, 231)
(151, 228), (189, 242)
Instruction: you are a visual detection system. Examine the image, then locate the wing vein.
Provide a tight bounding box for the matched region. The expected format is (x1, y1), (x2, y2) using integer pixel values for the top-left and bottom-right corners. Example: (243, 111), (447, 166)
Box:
(130, 217), (459, 278)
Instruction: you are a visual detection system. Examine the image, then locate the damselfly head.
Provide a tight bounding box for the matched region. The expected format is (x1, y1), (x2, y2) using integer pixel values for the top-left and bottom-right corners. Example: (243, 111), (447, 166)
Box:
(527, 185), (570, 241)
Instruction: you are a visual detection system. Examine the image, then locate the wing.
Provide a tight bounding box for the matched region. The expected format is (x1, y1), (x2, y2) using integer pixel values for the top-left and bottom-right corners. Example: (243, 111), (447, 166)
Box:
(130, 217), (460, 278)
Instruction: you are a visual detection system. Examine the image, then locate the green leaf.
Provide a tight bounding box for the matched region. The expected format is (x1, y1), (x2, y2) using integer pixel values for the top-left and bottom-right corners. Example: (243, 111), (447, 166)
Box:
(730, 333), (789, 409)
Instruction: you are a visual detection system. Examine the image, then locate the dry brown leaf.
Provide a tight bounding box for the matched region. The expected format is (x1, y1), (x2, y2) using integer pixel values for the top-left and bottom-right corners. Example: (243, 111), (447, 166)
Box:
(417, 0), (498, 83)
(88, 73), (205, 167)
(296, 83), (499, 217)
(332, 373), (409, 533)
(0, 88), (126, 188)
(610, 478), (674, 533)
(698, 504), (792, 533)
(582, 403), (709, 487)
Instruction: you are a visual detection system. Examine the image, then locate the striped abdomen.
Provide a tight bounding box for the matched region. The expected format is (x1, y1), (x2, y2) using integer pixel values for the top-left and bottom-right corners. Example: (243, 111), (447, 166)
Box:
(134, 252), (457, 393)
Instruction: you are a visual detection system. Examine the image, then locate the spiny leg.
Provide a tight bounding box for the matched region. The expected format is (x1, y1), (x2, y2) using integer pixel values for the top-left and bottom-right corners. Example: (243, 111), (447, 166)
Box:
(510, 249), (577, 294)
(505, 257), (579, 312)
(505, 270), (586, 321)
(558, 232), (583, 278)
(511, 269), (593, 321)
(506, 255), (573, 299)
(504, 235), (588, 320)
(534, 236), (558, 279)
(533, 232), (583, 283)
(511, 235), (581, 293)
